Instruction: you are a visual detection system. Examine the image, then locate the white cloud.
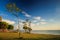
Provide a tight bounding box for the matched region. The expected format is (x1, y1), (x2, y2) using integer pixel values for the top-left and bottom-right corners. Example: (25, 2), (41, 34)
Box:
(31, 23), (36, 27)
(13, 19), (60, 30)
(41, 19), (46, 21)
(31, 16), (47, 30)
(22, 11), (31, 17)
(14, 25), (18, 30)
(14, 22), (24, 30)
(36, 23), (40, 25)
(31, 22), (60, 30)
(19, 19), (25, 22)
(40, 22), (47, 24)
(31, 21), (47, 28)
(49, 19), (54, 22)
(34, 16), (41, 20)
(25, 14), (31, 17)
(32, 20), (37, 23)
(19, 22), (23, 26)
(2, 19), (15, 25)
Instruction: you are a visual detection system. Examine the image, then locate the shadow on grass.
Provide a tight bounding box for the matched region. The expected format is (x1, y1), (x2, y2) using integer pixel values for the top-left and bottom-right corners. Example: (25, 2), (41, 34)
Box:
(13, 37), (60, 40)
(0, 37), (60, 40)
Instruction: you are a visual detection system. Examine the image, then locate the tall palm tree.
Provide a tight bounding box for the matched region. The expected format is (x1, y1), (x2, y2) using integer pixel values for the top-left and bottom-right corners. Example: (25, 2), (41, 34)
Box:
(6, 3), (22, 38)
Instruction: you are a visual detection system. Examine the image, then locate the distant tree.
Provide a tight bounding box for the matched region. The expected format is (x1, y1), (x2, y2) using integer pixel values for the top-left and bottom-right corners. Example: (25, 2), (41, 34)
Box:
(23, 19), (32, 33)
(7, 25), (14, 30)
(23, 26), (28, 32)
(27, 27), (32, 33)
(0, 22), (8, 29)
(23, 22), (28, 32)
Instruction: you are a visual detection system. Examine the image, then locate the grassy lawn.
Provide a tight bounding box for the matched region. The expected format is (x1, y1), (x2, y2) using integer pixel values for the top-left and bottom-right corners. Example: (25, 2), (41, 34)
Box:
(0, 32), (60, 40)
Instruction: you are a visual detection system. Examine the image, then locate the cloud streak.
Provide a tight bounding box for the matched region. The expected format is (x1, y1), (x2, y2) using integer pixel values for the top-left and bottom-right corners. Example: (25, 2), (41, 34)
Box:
(22, 11), (31, 17)
(2, 19), (15, 25)
(40, 22), (47, 24)
(34, 16), (41, 20)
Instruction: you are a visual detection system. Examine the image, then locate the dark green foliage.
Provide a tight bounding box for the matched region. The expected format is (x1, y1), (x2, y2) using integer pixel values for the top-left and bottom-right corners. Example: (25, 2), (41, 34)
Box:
(6, 3), (22, 12)
(23, 22), (32, 33)
(7, 25), (14, 30)
(27, 27), (32, 33)
(0, 22), (14, 30)
(0, 22), (8, 29)
(23, 26), (28, 32)
(23, 26), (28, 29)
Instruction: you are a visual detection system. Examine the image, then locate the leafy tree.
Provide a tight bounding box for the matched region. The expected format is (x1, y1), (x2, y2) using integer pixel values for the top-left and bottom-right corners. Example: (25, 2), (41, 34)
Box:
(6, 3), (22, 38)
(23, 26), (28, 32)
(7, 25), (14, 30)
(23, 22), (28, 32)
(27, 27), (32, 33)
(0, 22), (8, 29)
(23, 19), (32, 33)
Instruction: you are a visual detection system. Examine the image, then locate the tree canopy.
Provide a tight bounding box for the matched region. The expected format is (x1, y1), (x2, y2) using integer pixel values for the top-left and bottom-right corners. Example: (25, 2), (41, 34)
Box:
(7, 25), (14, 30)
(0, 22), (8, 29)
(0, 22), (14, 30)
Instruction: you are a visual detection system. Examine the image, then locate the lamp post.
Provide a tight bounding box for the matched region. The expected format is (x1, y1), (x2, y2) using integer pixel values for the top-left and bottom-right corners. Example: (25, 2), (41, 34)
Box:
(6, 3), (21, 38)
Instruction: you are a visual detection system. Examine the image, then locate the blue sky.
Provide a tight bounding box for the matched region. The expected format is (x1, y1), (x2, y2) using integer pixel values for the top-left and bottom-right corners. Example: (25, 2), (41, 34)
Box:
(0, 0), (60, 30)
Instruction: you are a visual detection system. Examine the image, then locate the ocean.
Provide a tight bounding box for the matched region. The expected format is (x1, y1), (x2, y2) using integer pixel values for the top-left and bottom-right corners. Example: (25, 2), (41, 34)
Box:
(31, 30), (60, 35)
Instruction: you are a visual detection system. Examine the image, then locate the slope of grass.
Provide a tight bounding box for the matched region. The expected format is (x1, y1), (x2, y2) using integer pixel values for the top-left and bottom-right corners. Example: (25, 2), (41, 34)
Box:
(0, 32), (60, 40)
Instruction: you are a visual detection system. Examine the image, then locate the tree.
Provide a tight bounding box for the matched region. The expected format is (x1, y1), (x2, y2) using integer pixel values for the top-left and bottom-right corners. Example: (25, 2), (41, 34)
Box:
(23, 22), (28, 32)
(25, 19), (32, 33)
(27, 27), (32, 33)
(23, 19), (32, 33)
(6, 3), (22, 38)
(0, 22), (8, 32)
(7, 25), (14, 30)
(0, 22), (8, 29)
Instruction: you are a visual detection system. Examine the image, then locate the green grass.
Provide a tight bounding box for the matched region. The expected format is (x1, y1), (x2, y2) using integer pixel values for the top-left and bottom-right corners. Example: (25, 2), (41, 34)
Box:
(0, 32), (60, 40)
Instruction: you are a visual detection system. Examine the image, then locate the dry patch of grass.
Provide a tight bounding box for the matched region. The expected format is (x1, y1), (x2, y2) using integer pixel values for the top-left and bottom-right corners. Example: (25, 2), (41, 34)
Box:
(0, 32), (19, 39)
(0, 32), (60, 40)
(21, 33), (60, 38)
